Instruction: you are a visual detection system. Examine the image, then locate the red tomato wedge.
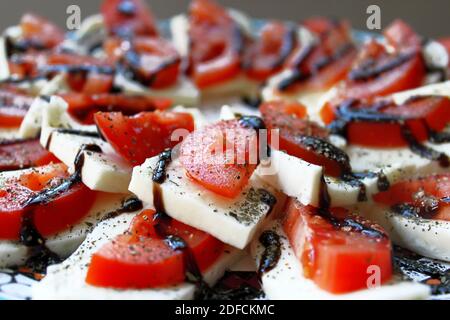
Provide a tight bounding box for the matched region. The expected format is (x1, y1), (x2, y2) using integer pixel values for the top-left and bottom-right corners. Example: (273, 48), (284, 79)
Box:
(280, 18), (356, 93)
(46, 53), (114, 94)
(283, 199), (392, 294)
(0, 89), (35, 128)
(61, 93), (172, 125)
(188, 0), (241, 88)
(0, 163), (97, 240)
(95, 111), (194, 166)
(20, 13), (64, 50)
(0, 139), (60, 172)
(104, 36), (181, 89)
(374, 174), (450, 221)
(180, 119), (259, 198)
(260, 101), (349, 177)
(101, 0), (158, 37)
(344, 96), (450, 147)
(384, 19), (422, 51)
(86, 209), (224, 289)
(243, 22), (296, 81)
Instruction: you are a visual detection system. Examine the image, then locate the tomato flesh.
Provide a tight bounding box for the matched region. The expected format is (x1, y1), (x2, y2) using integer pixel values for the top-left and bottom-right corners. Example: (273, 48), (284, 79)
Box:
(0, 89), (35, 128)
(180, 119), (259, 198)
(20, 13), (64, 50)
(0, 139), (60, 172)
(344, 96), (450, 147)
(374, 174), (450, 221)
(95, 111), (194, 166)
(61, 93), (172, 125)
(104, 36), (181, 89)
(86, 209), (224, 289)
(101, 0), (158, 36)
(283, 199), (392, 294)
(0, 164), (97, 240)
(280, 18), (356, 93)
(260, 101), (348, 177)
(244, 22), (295, 81)
(188, 0), (241, 88)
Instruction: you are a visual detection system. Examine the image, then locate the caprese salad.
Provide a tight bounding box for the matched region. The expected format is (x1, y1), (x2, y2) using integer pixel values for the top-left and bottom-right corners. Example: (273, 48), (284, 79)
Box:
(0, 0), (449, 300)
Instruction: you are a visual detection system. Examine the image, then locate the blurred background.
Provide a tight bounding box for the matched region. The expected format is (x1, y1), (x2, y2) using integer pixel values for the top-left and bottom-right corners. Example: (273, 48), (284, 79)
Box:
(0, 0), (449, 38)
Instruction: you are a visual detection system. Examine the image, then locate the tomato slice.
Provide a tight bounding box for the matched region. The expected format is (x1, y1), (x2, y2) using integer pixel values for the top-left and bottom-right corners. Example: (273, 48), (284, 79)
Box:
(243, 22), (295, 81)
(344, 96), (450, 147)
(61, 93), (172, 125)
(384, 19), (422, 51)
(0, 89), (35, 128)
(0, 139), (60, 172)
(95, 111), (194, 166)
(104, 36), (181, 88)
(0, 163), (97, 240)
(374, 174), (450, 221)
(101, 0), (158, 37)
(180, 119), (259, 198)
(283, 199), (392, 294)
(280, 18), (356, 93)
(86, 209), (224, 289)
(20, 13), (64, 50)
(260, 101), (349, 177)
(188, 0), (241, 88)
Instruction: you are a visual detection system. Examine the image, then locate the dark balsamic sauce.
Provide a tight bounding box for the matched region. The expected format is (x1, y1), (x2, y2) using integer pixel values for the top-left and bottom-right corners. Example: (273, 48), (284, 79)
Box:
(401, 124), (449, 168)
(152, 149), (172, 184)
(257, 230), (281, 277)
(101, 197), (143, 222)
(278, 43), (354, 92)
(205, 271), (263, 300)
(349, 52), (415, 81)
(20, 144), (102, 272)
(330, 99), (450, 169)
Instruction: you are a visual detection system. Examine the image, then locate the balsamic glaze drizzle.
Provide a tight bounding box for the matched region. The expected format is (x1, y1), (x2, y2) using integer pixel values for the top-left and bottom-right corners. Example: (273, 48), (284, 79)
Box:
(152, 149), (172, 184)
(278, 43), (354, 91)
(20, 144), (102, 272)
(257, 230), (281, 277)
(349, 52), (415, 81)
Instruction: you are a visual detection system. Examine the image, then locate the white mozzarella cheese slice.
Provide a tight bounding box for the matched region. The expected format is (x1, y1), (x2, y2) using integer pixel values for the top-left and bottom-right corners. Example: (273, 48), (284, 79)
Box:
(251, 221), (430, 300)
(254, 148), (415, 207)
(347, 144), (450, 175)
(0, 163), (136, 268)
(354, 202), (450, 262)
(255, 149), (323, 206)
(32, 213), (243, 300)
(40, 128), (131, 194)
(200, 75), (260, 99)
(114, 72), (200, 107)
(391, 81), (450, 105)
(0, 37), (9, 80)
(129, 156), (286, 249)
(219, 104), (260, 121)
(61, 14), (106, 55)
(170, 14), (190, 57)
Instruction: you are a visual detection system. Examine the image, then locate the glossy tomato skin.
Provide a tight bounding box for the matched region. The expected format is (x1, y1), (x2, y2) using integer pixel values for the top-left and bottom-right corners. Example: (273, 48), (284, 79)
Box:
(95, 111), (194, 165)
(0, 89), (35, 128)
(283, 199), (392, 294)
(101, 0), (158, 36)
(280, 18), (356, 93)
(179, 119), (259, 198)
(374, 174), (450, 221)
(260, 101), (348, 177)
(62, 93), (172, 125)
(342, 96), (450, 148)
(244, 22), (296, 81)
(0, 164), (97, 239)
(0, 139), (60, 172)
(86, 210), (224, 289)
(188, 0), (241, 88)
(104, 36), (181, 89)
